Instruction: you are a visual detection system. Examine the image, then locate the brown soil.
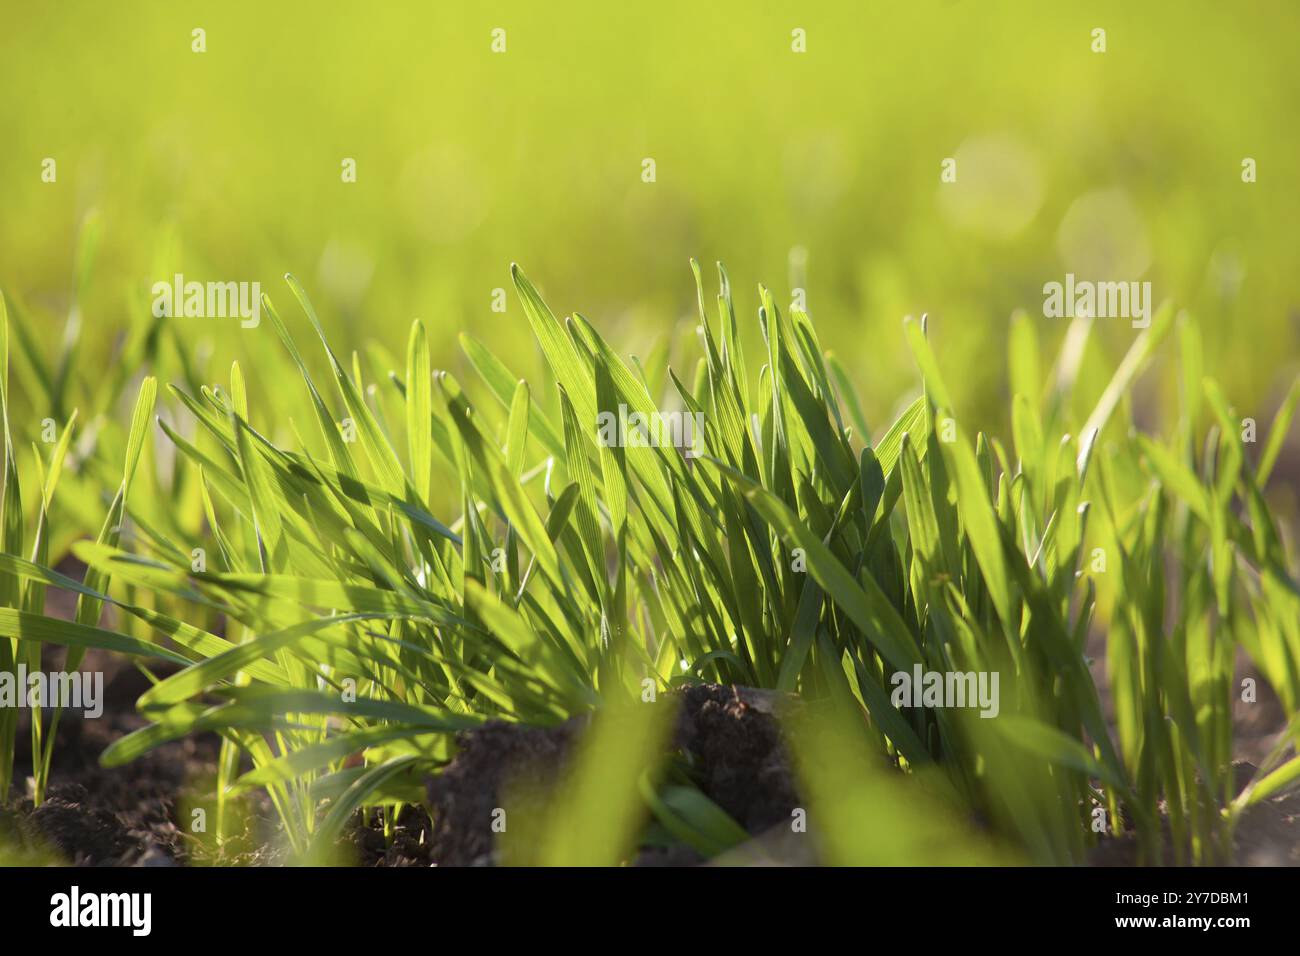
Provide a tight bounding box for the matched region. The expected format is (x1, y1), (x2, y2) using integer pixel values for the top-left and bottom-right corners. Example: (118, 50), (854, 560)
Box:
(341, 806), (439, 866)
(673, 684), (802, 834)
(422, 719), (583, 866)
(3, 657), (1295, 867)
(1, 649), (217, 865)
(1088, 761), (1300, 867)
(423, 684), (802, 866)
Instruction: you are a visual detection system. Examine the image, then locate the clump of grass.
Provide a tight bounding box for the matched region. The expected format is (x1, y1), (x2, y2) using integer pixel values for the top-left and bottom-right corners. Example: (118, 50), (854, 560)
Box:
(1, 263), (1297, 865)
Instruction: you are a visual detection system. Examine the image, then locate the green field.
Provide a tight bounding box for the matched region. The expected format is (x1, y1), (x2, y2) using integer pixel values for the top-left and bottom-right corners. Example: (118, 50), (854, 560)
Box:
(1, 2), (1299, 868)
(5, 2), (1299, 430)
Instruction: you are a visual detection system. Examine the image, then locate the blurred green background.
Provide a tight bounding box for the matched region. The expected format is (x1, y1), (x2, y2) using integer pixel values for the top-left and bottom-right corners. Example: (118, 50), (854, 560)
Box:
(3, 0), (1298, 437)
(2, 3), (1298, 866)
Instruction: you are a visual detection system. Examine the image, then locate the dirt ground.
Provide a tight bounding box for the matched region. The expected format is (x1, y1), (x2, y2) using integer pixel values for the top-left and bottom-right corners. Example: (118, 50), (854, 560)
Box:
(2, 563), (1296, 866)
